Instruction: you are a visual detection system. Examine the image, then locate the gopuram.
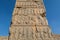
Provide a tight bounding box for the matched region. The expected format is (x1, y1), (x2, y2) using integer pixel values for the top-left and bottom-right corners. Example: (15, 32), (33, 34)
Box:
(0, 0), (60, 40)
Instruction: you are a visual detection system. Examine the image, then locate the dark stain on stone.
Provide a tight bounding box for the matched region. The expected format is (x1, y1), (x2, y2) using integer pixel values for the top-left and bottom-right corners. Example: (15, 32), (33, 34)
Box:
(17, 7), (22, 8)
(40, 12), (46, 17)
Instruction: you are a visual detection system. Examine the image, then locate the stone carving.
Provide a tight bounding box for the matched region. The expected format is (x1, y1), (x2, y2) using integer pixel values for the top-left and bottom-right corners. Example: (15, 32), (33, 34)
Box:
(0, 0), (60, 40)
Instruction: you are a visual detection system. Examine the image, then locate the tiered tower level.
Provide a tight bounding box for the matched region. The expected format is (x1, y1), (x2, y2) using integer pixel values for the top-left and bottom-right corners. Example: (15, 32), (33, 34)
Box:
(0, 0), (60, 40)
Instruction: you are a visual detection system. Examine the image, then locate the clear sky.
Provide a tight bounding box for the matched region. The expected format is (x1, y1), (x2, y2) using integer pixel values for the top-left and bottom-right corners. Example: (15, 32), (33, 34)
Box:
(0, 0), (60, 36)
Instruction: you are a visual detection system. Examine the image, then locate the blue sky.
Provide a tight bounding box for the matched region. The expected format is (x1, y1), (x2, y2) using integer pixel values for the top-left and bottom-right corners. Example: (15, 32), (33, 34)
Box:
(0, 0), (60, 36)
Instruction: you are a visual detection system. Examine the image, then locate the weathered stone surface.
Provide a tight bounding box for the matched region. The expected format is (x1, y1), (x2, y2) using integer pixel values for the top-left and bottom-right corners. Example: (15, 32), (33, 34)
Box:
(12, 15), (48, 25)
(13, 8), (45, 16)
(0, 37), (8, 40)
(0, 0), (60, 40)
(9, 25), (52, 40)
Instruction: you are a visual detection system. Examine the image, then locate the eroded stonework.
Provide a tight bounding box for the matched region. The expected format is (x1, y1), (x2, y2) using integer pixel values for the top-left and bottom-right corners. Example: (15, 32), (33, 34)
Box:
(0, 0), (60, 40)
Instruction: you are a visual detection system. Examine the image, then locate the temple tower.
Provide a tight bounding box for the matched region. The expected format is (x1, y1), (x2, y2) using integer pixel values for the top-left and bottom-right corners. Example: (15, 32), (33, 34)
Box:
(9, 0), (53, 40)
(0, 0), (60, 40)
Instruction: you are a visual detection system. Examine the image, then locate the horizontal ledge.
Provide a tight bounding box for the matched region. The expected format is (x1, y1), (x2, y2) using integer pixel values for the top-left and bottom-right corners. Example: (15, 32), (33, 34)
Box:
(11, 25), (49, 26)
(10, 25), (51, 28)
(15, 6), (40, 8)
(15, 6), (38, 8)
